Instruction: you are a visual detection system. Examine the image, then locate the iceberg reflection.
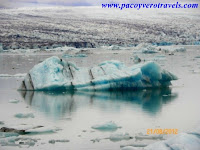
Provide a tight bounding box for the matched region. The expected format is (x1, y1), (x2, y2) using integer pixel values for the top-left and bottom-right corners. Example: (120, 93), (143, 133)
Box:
(20, 88), (178, 120)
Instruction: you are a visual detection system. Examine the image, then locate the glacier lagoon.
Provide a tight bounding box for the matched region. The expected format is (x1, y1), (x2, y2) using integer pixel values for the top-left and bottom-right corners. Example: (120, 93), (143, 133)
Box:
(0, 45), (200, 149)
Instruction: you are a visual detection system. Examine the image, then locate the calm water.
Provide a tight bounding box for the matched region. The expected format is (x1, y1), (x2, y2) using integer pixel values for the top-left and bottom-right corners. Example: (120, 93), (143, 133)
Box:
(0, 46), (200, 150)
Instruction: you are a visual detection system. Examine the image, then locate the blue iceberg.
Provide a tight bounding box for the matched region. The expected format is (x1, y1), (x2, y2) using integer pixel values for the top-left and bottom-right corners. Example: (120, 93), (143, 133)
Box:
(20, 56), (177, 91)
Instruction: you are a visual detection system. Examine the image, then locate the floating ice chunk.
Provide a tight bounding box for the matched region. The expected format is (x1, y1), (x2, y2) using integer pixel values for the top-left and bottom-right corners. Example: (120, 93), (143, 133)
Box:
(131, 55), (141, 63)
(49, 139), (69, 144)
(135, 43), (159, 54)
(0, 132), (19, 138)
(62, 53), (88, 58)
(153, 55), (166, 61)
(91, 138), (101, 143)
(109, 132), (133, 141)
(121, 143), (147, 148)
(9, 99), (20, 104)
(145, 133), (200, 150)
(14, 137), (38, 147)
(0, 73), (26, 78)
(121, 146), (138, 150)
(173, 47), (186, 52)
(161, 46), (186, 53)
(20, 56), (177, 91)
(107, 45), (123, 50)
(26, 126), (60, 134)
(135, 134), (164, 140)
(91, 121), (121, 131)
(142, 49), (158, 54)
(14, 113), (34, 119)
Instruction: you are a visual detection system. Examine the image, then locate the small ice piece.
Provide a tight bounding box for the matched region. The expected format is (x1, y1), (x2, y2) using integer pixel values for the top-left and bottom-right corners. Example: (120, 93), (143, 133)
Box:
(9, 99), (20, 104)
(0, 73), (26, 78)
(109, 132), (133, 141)
(49, 139), (69, 144)
(135, 134), (164, 140)
(26, 126), (60, 134)
(14, 113), (34, 118)
(0, 121), (4, 125)
(0, 132), (19, 138)
(121, 143), (147, 148)
(136, 43), (159, 54)
(49, 139), (56, 144)
(91, 138), (101, 143)
(15, 137), (38, 147)
(75, 54), (88, 57)
(132, 55), (141, 63)
(161, 46), (186, 53)
(91, 121), (121, 131)
(107, 45), (122, 50)
(121, 146), (137, 150)
(19, 56), (177, 91)
(62, 53), (87, 58)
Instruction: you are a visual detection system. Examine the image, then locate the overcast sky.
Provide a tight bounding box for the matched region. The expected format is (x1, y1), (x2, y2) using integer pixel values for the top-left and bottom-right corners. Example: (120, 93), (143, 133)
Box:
(0, 0), (198, 8)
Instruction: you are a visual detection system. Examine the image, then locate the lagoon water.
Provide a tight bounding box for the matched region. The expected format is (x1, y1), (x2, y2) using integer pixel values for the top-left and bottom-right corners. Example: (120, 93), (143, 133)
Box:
(0, 46), (200, 150)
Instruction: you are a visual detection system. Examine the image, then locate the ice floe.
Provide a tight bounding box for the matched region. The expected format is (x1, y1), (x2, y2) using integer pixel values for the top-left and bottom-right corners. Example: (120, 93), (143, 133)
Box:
(109, 132), (133, 141)
(19, 56), (177, 91)
(91, 121), (121, 131)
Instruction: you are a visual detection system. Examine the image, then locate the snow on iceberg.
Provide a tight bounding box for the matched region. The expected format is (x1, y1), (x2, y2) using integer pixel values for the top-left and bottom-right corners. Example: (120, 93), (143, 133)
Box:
(19, 56), (177, 91)
(91, 121), (121, 131)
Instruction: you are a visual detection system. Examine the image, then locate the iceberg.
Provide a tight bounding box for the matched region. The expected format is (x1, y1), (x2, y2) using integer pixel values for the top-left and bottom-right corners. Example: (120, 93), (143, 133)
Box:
(19, 56), (177, 91)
